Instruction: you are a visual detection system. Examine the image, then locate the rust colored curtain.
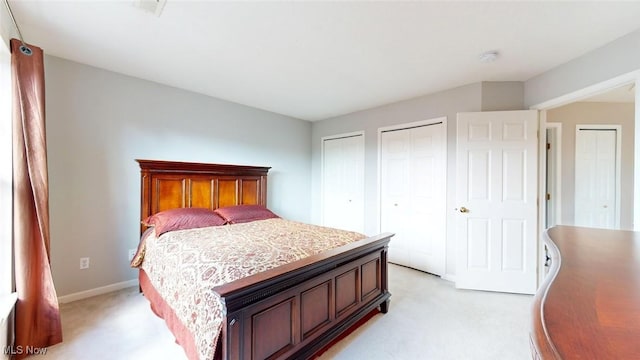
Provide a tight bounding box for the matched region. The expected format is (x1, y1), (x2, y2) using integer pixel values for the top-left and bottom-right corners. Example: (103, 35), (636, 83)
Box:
(11, 38), (62, 358)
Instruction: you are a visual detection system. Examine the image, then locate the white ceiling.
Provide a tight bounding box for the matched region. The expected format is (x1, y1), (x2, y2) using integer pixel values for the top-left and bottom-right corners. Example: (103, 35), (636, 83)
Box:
(7, 1), (640, 121)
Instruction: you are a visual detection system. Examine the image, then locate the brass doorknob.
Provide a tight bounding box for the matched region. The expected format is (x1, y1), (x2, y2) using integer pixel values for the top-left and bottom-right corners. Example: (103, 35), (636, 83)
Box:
(459, 207), (469, 213)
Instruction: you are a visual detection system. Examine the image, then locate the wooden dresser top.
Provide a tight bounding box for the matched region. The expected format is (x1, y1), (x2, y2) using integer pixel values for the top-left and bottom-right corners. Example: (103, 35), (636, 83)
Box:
(531, 226), (640, 359)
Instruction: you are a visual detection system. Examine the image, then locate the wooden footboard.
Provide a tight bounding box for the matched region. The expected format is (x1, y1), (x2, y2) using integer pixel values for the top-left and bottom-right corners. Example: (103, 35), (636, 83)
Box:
(216, 233), (392, 360)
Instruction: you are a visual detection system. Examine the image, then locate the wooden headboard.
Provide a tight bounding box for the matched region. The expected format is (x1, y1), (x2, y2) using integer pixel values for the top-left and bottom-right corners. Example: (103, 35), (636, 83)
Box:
(136, 159), (270, 234)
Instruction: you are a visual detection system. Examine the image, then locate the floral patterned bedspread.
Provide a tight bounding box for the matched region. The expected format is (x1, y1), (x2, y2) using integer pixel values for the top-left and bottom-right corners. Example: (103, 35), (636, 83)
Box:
(137, 218), (366, 360)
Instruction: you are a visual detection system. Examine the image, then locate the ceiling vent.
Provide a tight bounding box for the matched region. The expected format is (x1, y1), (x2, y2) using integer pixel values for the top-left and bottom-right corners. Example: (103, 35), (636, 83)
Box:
(135, 0), (167, 17)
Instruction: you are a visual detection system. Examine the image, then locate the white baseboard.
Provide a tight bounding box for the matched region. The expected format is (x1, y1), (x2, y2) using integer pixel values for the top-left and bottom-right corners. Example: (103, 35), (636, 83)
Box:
(441, 274), (456, 283)
(58, 279), (138, 304)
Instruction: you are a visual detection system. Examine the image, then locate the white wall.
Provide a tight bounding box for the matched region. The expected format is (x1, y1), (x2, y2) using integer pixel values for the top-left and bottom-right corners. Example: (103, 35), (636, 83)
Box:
(481, 81), (524, 111)
(0, 22), (11, 297)
(44, 56), (312, 297)
(547, 102), (635, 229)
(0, 11), (13, 360)
(311, 81), (524, 278)
(0, 5), (13, 49)
(525, 29), (640, 107)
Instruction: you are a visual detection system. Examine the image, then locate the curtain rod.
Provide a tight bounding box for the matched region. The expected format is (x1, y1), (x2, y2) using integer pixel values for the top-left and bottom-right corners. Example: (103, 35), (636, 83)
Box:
(3, 0), (32, 55)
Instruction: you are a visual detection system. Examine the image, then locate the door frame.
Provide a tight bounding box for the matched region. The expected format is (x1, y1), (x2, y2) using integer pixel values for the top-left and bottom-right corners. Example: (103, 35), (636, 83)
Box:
(320, 131), (365, 229)
(545, 122), (562, 229)
(531, 70), (639, 287)
(574, 124), (622, 229)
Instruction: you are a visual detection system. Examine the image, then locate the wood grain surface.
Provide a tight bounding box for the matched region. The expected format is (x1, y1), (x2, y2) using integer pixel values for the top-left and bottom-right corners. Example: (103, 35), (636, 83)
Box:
(531, 226), (640, 359)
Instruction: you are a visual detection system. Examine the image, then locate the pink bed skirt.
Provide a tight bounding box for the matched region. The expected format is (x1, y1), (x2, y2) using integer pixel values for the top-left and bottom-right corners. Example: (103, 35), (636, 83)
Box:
(139, 269), (220, 360)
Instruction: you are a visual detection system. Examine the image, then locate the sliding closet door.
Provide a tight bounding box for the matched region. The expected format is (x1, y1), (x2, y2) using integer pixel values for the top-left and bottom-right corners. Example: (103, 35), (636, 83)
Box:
(322, 133), (365, 233)
(380, 120), (446, 275)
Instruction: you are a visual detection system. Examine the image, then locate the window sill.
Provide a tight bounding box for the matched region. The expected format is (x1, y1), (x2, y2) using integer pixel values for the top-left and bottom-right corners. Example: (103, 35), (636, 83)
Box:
(0, 293), (17, 323)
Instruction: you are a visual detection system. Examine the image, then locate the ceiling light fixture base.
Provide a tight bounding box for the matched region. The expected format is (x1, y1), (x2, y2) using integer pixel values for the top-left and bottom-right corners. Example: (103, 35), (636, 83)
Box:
(479, 50), (499, 63)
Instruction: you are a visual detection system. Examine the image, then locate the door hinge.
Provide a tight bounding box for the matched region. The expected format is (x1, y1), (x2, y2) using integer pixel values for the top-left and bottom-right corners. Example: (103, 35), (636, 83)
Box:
(546, 143), (551, 150)
(546, 193), (551, 201)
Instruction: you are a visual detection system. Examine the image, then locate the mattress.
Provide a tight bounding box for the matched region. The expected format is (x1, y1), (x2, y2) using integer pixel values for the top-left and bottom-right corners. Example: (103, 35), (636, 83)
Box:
(134, 218), (366, 360)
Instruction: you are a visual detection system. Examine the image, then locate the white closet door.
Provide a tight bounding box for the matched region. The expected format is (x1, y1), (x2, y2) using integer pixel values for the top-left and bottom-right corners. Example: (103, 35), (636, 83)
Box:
(380, 122), (446, 275)
(322, 134), (365, 233)
(575, 127), (619, 229)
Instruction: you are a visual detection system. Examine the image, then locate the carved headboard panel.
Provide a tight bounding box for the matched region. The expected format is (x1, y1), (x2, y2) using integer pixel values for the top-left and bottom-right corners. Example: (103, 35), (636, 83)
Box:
(136, 160), (270, 234)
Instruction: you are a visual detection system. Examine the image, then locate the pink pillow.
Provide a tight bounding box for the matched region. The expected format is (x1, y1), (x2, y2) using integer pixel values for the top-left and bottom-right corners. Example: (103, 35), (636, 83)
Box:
(214, 205), (279, 224)
(143, 208), (227, 235)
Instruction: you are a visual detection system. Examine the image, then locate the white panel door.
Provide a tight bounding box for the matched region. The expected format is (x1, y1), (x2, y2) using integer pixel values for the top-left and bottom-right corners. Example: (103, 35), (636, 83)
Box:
(456, 111), (538, 294)
(322, 134), (364, 233)
(380, 122), (446, 275)
(574, 127), (618, 229)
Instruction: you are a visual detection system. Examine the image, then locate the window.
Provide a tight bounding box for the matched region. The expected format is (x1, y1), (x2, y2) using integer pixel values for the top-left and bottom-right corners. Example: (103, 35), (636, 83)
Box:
(0, 39), (12, 296)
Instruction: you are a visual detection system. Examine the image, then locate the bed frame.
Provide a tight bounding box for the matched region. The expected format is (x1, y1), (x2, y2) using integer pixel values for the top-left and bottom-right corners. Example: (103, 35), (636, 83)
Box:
(136, 159), (392, 360)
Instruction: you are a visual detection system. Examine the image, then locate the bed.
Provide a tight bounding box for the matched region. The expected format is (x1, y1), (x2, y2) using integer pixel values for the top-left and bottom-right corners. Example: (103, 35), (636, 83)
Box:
(133, 159), (393, 360)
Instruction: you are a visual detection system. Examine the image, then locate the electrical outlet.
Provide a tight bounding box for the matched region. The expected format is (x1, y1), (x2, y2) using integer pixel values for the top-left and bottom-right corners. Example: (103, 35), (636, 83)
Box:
(79, 257), (90, 270)
(128, 249), (137, 261)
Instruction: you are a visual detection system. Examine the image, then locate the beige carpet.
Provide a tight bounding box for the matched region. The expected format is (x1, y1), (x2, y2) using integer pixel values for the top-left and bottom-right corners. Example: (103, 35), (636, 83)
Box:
(36, 265), (532, 359)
